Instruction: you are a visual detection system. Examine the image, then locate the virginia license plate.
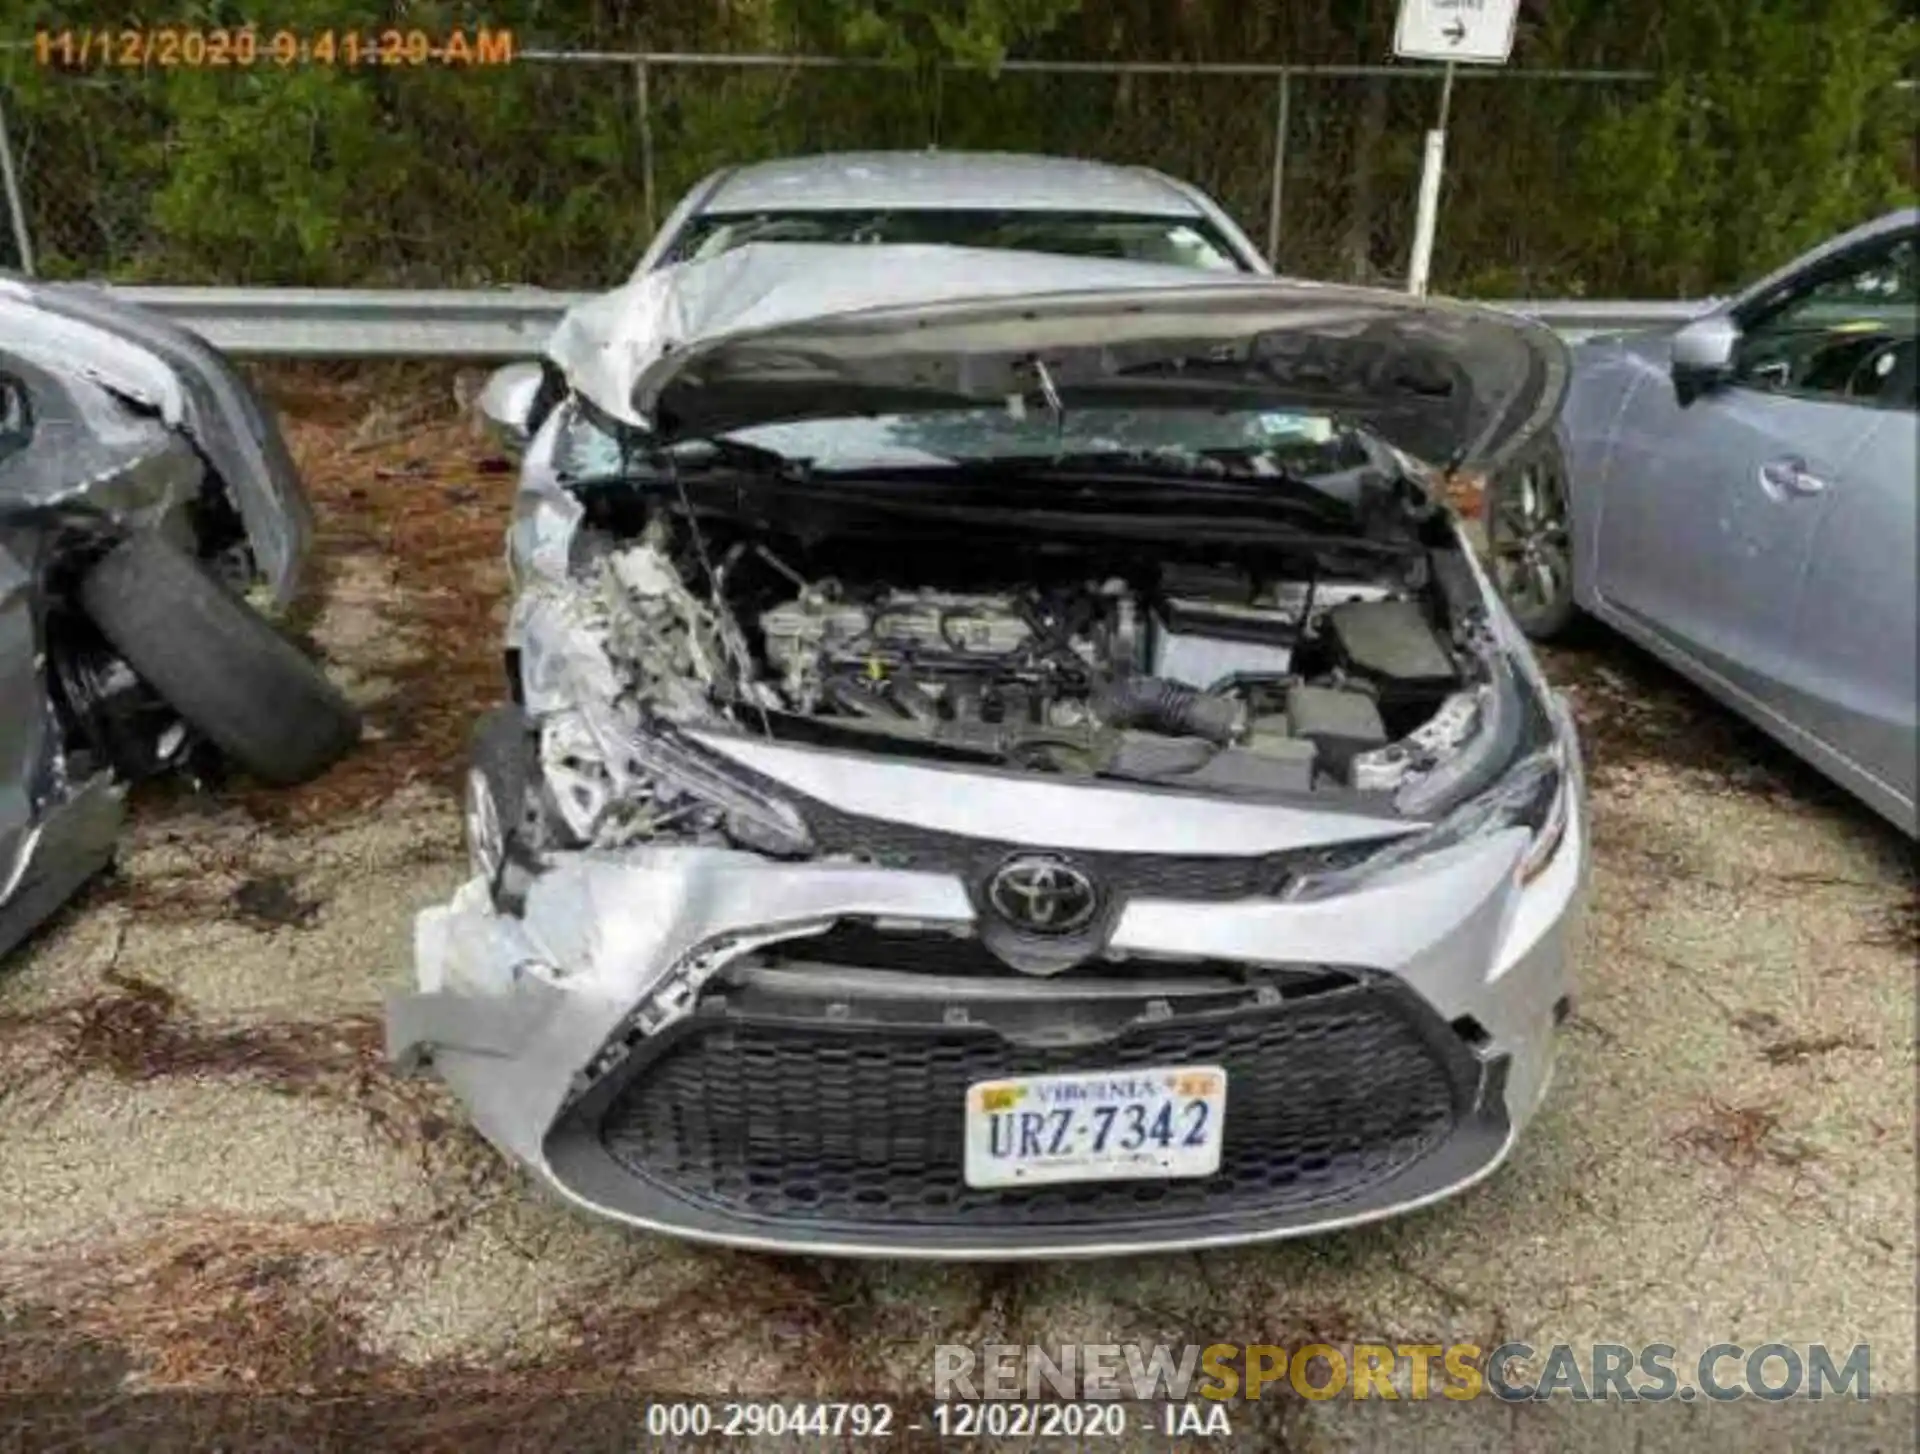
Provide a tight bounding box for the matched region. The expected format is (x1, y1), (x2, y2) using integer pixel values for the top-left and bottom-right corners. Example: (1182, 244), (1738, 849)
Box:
(963, 1065), (1227, 1189)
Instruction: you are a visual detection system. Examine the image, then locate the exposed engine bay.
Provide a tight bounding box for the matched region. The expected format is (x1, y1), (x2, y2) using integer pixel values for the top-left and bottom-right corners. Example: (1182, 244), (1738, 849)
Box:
(515, 466), (1496, 854)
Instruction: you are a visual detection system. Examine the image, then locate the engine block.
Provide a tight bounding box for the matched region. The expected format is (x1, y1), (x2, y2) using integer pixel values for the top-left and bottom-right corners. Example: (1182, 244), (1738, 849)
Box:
(760, 589), (1035, 675)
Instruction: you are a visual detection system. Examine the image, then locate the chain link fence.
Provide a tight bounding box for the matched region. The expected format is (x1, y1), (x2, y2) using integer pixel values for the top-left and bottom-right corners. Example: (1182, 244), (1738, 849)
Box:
(0, 46), (1655, 294)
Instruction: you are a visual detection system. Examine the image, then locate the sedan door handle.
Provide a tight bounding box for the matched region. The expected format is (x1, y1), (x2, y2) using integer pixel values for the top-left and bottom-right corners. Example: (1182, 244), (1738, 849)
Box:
(1759, 457), (1827, 498)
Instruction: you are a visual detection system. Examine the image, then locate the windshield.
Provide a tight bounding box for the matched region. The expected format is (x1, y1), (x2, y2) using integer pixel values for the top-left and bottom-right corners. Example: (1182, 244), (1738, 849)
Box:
(659, 208), (1250, 273)
(557, 402), (1372, 481)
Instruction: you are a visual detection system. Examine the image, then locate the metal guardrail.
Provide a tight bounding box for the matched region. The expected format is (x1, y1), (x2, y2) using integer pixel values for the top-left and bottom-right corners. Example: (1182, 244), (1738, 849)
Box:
(97, 285), (1712, 358)
(102, 285), (580, 357)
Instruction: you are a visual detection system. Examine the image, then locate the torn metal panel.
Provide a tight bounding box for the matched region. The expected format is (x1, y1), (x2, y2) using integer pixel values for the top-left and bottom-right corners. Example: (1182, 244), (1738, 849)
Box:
(0, 356), (206, 523)
(397, 847), (974, 1164)
(0, 277), (311, 605)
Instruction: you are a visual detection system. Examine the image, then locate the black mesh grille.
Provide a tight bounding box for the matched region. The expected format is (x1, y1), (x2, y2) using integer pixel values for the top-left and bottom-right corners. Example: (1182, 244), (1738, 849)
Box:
(588, 982), (1465, 1230)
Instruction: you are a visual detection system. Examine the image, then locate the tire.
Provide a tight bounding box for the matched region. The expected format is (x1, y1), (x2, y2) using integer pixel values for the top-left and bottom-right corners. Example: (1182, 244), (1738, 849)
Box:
(77, 533), (360, 786)
(465, 705), (540, 911)
(1484, 440), (1580, 641)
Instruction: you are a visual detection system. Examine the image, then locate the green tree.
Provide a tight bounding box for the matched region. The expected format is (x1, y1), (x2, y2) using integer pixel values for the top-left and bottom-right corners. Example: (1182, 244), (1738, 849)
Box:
(1572, 0), (1918, 294)
(772, 0), (1083, 64)
(1, 0), (1911, 293)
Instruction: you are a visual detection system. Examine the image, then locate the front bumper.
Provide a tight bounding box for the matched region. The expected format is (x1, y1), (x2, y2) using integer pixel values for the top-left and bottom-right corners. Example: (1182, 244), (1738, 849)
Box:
(388, 762), (1586, 1259)
(544, 962), (1513, 1255)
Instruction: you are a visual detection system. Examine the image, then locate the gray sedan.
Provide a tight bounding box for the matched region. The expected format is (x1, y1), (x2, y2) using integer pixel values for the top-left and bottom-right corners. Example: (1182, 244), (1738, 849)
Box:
(1486, 209), (1917, 835)
(0, 279), (360, 959)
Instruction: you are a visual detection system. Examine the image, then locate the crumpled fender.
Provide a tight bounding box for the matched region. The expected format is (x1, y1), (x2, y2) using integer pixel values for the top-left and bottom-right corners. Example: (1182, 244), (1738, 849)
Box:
(0, 279), (312, 605)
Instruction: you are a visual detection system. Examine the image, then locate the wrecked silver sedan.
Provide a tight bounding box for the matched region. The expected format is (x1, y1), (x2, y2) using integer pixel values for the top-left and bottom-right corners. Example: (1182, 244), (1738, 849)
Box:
(391, 244), (1589, 1257)
(0, 279), (359, 959)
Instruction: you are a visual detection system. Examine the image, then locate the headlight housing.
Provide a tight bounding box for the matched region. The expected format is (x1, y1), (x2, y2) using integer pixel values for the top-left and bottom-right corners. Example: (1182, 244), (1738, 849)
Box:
(538, 708), (815, 860)
(619, 726), (815, 858)
(1283, 664), (1574, 901)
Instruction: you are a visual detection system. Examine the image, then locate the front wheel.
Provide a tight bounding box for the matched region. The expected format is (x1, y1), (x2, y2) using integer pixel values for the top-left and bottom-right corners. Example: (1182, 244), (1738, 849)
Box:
(465, 705), (545, 912)
(77, 533), (361, 785)
(1485, 441), (1579, 640)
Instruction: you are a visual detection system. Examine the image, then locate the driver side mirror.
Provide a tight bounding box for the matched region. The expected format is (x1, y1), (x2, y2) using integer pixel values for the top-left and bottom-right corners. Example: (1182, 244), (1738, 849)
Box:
(1670, 315), (1739, 406)
(476, 361), (547, 453)
(0, 374), (31, 464)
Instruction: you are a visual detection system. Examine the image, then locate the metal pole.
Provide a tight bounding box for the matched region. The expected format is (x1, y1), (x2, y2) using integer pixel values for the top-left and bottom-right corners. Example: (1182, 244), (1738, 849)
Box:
(1265, 70), (1291, 270)
(635, 61), (657, 239)
(927, 60), (945, 147)
(1406, 62), (1455, 297)
(0, 86), (34, 277)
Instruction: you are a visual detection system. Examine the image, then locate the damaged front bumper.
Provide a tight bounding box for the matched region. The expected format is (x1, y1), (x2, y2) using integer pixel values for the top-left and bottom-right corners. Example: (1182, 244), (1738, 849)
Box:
(388, 768), (1586, 1259)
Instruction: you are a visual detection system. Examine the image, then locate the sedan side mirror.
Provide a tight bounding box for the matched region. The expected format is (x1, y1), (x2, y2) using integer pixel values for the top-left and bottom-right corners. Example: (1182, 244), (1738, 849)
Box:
(0, 374), (31, 461)
(477, 361), (547, 453)
(1670, 315), (1739, 406)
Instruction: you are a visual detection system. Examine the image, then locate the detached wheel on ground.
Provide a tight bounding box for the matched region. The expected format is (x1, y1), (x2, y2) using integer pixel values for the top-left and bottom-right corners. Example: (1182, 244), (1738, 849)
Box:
(77, 532), (361, 786)
(1485, 439), (1579, 640)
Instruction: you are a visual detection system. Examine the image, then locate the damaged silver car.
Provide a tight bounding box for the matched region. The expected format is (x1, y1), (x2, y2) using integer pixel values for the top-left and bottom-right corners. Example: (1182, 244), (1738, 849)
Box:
(0, 279), (360, 959)
(391, 243), (1589, 1257)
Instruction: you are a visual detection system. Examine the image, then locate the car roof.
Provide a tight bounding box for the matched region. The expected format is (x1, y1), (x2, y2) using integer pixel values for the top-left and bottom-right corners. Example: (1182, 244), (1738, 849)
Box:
(1729, 206), (1920, 316)
(701, 150), (1212, 218)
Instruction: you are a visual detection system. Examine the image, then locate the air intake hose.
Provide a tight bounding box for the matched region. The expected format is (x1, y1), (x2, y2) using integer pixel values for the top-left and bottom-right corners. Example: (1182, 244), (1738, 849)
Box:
(1096, 676), (1246, 745)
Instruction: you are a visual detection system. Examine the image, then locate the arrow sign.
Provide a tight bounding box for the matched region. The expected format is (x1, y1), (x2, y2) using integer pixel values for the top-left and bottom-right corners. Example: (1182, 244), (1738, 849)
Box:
(1394, 0), (1520, 65)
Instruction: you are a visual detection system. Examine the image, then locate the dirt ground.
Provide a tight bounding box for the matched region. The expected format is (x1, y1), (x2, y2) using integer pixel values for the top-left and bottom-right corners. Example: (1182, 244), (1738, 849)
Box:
(0, 367), (1912, 1451)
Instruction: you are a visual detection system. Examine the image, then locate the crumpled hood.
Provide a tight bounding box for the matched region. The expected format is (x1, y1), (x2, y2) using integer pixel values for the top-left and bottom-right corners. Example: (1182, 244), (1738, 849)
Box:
(546, 242), (1570, 472)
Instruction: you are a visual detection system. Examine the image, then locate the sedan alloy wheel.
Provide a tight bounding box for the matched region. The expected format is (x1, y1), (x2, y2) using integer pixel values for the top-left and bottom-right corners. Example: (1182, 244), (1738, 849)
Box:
(1487, 444), (1577, 639)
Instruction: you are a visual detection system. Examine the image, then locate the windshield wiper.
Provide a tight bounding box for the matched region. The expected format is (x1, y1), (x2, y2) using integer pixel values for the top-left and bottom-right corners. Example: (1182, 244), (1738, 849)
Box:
(671, 433), (814, 481)
(559, 430), (810, 490)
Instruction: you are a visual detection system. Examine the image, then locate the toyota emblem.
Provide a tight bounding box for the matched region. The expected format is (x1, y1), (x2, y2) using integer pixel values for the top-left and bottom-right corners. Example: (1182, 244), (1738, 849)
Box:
(986, 855), (1099, 935)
